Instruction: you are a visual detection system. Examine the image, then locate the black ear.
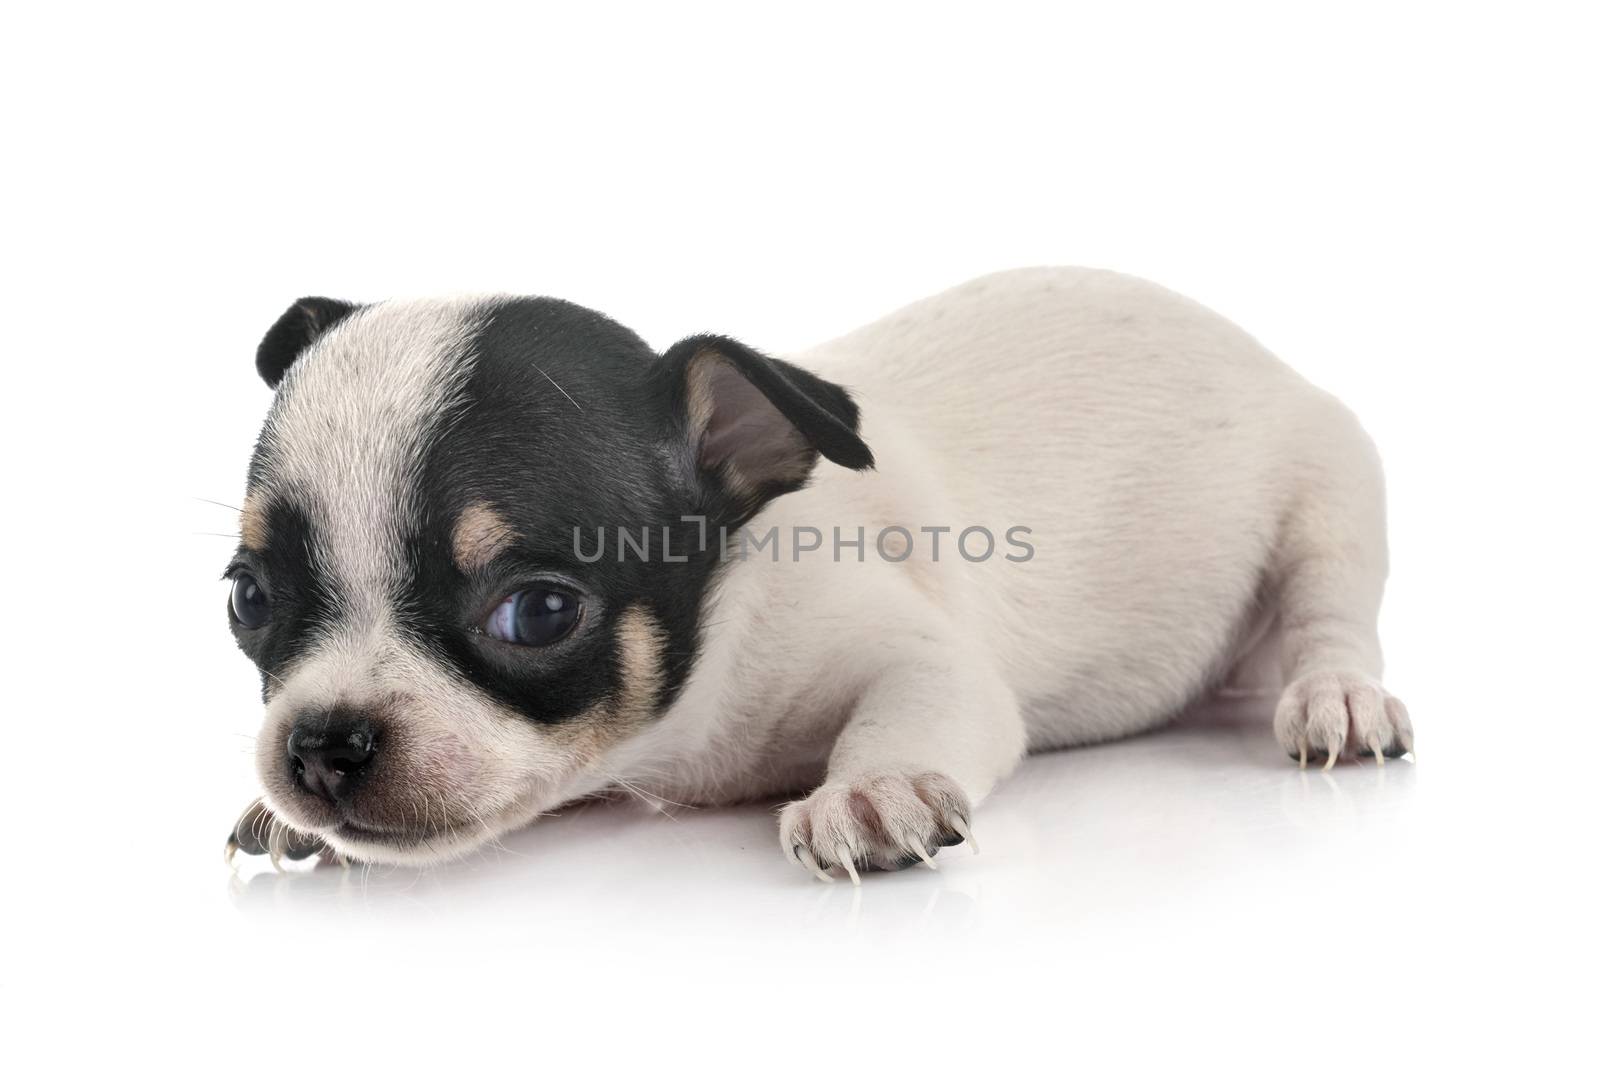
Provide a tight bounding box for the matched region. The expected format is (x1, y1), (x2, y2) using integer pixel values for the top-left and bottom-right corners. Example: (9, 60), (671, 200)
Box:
(663, 334), (874, 504)
(255, 297), (359, 387)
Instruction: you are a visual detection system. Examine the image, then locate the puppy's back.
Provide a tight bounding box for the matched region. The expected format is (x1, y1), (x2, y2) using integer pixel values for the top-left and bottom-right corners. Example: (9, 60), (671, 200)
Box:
(793, 268), (1337, 744)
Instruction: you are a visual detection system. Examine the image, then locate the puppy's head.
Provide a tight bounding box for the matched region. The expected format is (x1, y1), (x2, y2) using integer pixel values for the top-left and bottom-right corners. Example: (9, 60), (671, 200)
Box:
(228, 294), (871, 864)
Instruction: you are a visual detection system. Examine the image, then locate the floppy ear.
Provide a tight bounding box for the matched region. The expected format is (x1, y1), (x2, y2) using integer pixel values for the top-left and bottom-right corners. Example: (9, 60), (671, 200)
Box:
(255, 297), (359, 387)
(663, 334), (874, 504)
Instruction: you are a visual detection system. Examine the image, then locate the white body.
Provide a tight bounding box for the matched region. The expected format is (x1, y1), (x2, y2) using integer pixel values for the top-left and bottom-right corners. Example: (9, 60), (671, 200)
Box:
(602, 269), (1406, 865)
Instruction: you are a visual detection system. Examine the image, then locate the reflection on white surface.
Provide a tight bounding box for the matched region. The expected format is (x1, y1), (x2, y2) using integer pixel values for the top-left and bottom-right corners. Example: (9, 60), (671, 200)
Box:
(224, 698), (1416, 933)
(10, 689), (1592, 1073)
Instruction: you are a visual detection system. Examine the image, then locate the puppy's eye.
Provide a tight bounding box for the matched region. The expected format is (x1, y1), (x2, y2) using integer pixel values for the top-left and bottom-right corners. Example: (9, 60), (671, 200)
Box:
(230, 573), (271, 629)
(484, 588), (580, 646)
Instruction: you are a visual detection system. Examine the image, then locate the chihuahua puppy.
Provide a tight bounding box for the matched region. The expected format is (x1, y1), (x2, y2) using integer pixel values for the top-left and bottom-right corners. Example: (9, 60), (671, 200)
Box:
(223, 268), (1410, 881)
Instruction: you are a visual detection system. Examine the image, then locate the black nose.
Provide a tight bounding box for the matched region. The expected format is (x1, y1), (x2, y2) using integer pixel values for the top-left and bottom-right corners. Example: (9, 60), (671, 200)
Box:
(287, 712), (378, 805)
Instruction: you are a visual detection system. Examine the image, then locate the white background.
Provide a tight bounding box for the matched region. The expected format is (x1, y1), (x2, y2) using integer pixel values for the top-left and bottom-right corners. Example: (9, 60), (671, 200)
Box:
(3, 2), (1596, 1073)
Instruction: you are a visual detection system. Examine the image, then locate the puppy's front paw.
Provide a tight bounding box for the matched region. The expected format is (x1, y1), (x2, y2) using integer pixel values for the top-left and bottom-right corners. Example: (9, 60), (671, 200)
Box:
(1274, 671), (1413, 769)
(778, 770), (976, 884)
(224, 798), (326, 868)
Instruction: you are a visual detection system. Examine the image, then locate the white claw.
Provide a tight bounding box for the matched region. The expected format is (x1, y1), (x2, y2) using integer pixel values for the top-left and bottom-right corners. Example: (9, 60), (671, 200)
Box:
(796, 845), (833, 884)
(1368, 734), (1386, 766)
(1322, 735), (1343, 771)
(224, 840), (239, 868)
(908, 837), (939, 871)
(1297, 738), (1309, 770)
(267, 820), (286, 872)
(948, 814), (979, 855)
(835, 844), (861, 886)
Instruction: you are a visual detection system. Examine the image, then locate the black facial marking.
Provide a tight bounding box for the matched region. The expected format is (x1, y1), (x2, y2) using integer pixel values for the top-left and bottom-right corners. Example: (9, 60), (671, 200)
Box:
(233, 293), (874, 733)
(227, 498), (342, 697)
(401, 297), (721, 723)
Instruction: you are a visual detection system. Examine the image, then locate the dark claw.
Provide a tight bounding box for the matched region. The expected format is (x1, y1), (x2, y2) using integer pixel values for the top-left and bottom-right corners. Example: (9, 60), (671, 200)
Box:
(226, 799), (325, 862)
(1355, 742), (1409, 760)
(228, 801), (274, 857)
(227, 826), (265, 858)
(280, 829), (324, 861)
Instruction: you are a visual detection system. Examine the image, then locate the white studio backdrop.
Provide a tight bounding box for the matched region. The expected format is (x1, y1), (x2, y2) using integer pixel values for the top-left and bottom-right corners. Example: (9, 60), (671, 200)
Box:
(1, 2), (1595, 1074)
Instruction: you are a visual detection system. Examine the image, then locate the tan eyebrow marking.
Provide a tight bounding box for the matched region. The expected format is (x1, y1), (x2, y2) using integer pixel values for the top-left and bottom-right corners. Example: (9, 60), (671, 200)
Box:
(453, 501), (517, 573)
(613, 605), (666, 723)
(240, 493), (269, 550)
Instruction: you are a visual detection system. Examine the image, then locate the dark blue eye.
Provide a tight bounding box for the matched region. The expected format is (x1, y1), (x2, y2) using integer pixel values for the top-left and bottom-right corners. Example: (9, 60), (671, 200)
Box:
(484, 588), (580, 646)
(230, 573), (271, 629)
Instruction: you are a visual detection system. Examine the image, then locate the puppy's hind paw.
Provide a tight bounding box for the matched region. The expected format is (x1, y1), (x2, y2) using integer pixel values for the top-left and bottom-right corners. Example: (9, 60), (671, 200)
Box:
(778, 770), (975, 884)
(225, 798), (325, 869)
(1275, 672), (1413, 769)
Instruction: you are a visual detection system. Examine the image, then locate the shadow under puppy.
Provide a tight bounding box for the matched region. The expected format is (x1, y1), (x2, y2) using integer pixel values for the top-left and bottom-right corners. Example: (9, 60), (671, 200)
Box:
(223, 268), (1412, 881)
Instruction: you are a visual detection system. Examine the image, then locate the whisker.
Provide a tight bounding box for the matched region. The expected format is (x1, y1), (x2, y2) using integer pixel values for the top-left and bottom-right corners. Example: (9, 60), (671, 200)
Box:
(457, 799), (521, 859)
(596, 769), (697, 817)
(531, 360), (583, 412)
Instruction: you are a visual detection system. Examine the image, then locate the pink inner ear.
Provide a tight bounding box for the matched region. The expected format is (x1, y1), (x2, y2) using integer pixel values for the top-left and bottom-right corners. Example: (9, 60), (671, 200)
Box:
(698, 359), (813, 485)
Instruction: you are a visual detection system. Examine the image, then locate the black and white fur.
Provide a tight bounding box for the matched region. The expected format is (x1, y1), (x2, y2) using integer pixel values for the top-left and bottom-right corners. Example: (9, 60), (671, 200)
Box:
(225, 268), (1411, 879)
